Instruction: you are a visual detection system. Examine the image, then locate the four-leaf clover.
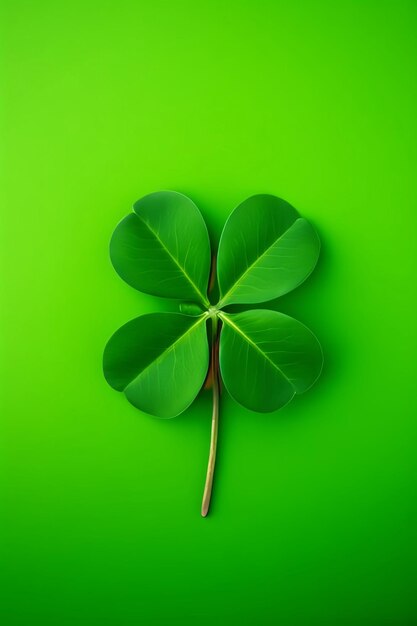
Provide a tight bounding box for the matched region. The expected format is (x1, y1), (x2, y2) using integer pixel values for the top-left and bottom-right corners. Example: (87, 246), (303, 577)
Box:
(103, 191), (323, 516)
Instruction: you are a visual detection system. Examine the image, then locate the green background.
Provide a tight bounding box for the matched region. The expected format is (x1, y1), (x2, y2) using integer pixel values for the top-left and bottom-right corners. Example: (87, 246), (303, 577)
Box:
(1, 1), (417, 624)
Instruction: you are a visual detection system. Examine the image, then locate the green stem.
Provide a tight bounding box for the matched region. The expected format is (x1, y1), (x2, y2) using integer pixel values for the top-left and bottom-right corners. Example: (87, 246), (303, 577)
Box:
(201, 315), (220, 517)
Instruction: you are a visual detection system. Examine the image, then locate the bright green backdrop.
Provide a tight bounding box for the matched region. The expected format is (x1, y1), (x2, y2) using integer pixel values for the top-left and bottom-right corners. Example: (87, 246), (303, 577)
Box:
(1, 2), (416, 625)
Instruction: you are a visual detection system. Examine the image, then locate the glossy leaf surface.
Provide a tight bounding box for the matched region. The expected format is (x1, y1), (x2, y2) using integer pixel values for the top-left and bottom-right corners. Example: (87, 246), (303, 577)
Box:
(219, 310), (323, 412)
(103, 312), (209, 417)
(217, 194), (320, 306)
(110, 191), (211, 305)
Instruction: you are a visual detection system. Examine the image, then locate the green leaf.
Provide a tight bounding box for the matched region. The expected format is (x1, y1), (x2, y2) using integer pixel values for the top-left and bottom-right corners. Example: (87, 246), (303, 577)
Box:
(110, 191), (211, 306)
(104, 189), (324, 516)
(219, 310), (323, 412)
(216, 194), (320, 307)
(103, 312), (209, 418)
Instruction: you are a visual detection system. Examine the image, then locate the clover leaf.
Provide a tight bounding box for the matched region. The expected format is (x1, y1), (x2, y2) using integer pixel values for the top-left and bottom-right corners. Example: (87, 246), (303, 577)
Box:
(103, 191), (323, 516)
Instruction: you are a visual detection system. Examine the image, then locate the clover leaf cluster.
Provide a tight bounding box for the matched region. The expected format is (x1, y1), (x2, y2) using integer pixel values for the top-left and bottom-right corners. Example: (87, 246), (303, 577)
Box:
(103, 191), (323, 418)
(103, 190), (323, 515)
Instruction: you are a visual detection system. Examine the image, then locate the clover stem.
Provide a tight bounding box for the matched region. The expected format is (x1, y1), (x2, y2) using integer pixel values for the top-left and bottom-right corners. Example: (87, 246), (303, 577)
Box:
(201, 314), (220, 517)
